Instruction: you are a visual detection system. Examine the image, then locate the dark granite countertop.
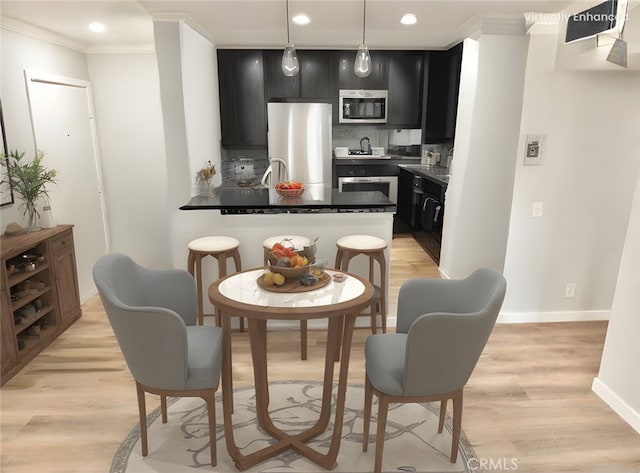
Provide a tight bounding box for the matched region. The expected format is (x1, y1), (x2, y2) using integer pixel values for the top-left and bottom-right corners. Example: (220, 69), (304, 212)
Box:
(333, 156), (421, 166)
(398, 164), (451, 185)
(180, 183), (396, 214)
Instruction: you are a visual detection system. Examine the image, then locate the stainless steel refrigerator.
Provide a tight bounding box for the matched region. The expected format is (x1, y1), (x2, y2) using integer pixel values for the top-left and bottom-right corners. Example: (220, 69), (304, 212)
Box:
(262, 102), (332, 187)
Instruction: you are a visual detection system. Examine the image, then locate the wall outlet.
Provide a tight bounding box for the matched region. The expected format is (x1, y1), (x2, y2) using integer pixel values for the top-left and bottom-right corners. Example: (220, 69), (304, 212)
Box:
(565, 283), (576, 298)
(532, 201), (544, 218)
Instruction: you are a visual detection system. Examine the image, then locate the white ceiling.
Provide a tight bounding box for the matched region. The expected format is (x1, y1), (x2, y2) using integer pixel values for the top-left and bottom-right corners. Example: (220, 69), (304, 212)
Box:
(0, 0), (610, 53)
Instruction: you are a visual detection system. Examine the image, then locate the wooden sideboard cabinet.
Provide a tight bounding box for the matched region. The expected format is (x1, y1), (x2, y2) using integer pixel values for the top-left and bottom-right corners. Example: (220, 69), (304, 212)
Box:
(1, 225), (81, 385)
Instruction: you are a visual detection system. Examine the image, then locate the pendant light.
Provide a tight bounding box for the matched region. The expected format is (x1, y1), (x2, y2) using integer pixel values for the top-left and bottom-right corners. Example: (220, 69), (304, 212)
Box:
(354, 0), (371, 77)
(282, 0), (299, 76)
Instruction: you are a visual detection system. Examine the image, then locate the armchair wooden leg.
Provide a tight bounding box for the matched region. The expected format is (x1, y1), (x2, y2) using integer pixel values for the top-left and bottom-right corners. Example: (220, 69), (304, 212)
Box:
(300, 320), (307, 360)
(363, 376), (373, 451)
(438, 399), (447, 433)
(374, 395), (389, 473)
(204, 391), (217, 466)
(450, 390), (463, 463)
(136, 382), (148, 457)
(161, 395), (168, 423)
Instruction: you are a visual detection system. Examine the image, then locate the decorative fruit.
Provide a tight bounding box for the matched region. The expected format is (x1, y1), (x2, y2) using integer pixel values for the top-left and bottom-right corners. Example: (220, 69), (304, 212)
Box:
(271, 242), (285, 252)
(263, 271), (275, 285)
(276, 257), (291, 267)
(272, 273), (285, 286)
(282, 247), (297, 258)
(272, 249), (287, 260)
(275, 180), (304, 190)
(289, 255), (301, 267)
(299, 274), (318, 286)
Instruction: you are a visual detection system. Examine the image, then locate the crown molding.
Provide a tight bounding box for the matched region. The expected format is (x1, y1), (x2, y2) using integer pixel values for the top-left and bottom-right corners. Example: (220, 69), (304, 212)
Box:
(2, 14), (155, 55)
(1, 15), (88, 53)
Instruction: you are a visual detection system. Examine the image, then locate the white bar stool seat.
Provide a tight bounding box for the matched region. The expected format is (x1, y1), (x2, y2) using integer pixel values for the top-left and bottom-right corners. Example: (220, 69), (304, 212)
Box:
(187, 236), (242, 327)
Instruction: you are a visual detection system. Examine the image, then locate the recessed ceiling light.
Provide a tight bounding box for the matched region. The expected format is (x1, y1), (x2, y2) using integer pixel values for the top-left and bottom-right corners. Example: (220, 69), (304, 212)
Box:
(292, 14), (310, 25)
(400, 13), (417, 25)
(89, 22), (105, 33)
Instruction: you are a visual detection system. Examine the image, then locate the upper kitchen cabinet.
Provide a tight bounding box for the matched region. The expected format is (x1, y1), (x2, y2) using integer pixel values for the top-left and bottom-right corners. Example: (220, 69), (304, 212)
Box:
(423, 43), (463, 140)
(337, 50), (388, 90)
(387, 51), (424, 128)
(264, 50), (299, 98)
(264, 50), (336, 99)
(218, 50), (267, 147)
(299, 51), (337, 98)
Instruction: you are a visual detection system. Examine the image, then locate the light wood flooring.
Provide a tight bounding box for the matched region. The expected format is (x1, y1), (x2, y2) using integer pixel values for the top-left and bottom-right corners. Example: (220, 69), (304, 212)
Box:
(1, 234), (639, 472)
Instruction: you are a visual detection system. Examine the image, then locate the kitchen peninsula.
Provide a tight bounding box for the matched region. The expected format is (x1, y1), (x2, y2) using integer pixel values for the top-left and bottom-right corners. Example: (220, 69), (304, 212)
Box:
(179, 185), (395, 328)
(180, 184), (395, 213)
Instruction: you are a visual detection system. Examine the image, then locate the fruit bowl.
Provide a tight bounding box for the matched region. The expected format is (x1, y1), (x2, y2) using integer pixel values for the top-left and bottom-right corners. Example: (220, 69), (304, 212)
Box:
(275, 181), (305, 198)
(268, 263), (310, 279)
(267, 250), (315, 279)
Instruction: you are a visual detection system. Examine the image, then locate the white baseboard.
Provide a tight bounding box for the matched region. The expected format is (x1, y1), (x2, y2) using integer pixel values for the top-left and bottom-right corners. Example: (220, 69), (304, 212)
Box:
(273, 310), (609, 330)
(592, 377), (640, 434)
(497, 310), (609, 324)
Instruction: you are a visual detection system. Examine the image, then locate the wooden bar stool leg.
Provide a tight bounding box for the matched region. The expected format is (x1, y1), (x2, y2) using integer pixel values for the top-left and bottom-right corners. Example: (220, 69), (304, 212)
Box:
(231, 248), (245, 332)
(195, 253), (204, 326)
(378, 251), (387, 333)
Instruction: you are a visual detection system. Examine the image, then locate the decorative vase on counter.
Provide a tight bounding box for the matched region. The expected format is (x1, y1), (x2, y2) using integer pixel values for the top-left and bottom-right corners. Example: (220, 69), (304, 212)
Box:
(201, 179), (215, 197)
(40, 198), (56, 229)
(24, 200), (41, 232)
(196, 161), (216, 197)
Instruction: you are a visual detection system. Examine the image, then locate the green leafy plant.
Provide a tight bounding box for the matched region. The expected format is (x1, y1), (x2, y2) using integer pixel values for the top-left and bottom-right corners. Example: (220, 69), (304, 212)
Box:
(1, 149), (57, 230)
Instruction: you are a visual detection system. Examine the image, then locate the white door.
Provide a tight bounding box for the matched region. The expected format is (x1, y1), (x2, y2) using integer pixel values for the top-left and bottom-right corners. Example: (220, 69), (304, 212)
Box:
(25, 70), (109, 302)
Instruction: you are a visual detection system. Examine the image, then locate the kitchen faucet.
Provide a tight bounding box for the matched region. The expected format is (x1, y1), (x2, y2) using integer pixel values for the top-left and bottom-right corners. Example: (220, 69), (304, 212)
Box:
(360, 136), (371, 154)
(261, 157), (289, 187)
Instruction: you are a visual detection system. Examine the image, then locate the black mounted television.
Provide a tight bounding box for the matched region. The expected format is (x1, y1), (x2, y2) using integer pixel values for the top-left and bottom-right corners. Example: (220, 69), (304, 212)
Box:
(565, 0), (619, 43)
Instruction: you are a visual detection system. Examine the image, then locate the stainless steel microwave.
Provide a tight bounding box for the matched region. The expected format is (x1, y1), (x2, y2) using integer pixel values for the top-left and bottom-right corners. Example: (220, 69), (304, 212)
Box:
(339, 89), (387, 124)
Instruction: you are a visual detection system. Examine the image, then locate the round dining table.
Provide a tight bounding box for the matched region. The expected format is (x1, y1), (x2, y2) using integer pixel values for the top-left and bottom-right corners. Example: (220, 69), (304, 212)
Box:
(208, 267), (375, 471)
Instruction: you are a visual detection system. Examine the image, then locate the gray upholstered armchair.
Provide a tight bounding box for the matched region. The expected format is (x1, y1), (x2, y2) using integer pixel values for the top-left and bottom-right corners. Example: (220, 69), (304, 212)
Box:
(362, 268), (507, 473)
(93, 253), (223, 466)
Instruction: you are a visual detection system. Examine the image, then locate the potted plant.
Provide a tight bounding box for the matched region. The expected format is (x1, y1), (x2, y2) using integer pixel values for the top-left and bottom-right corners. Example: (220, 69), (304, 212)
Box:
(1, 149), (57, 231)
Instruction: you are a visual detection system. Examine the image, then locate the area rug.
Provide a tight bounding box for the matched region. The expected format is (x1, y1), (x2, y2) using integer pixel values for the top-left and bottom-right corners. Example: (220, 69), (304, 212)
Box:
(112, 381), (479, 473)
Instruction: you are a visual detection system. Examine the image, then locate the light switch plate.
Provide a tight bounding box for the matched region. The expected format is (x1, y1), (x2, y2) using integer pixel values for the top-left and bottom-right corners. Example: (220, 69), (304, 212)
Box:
(524, 134), (546, 165)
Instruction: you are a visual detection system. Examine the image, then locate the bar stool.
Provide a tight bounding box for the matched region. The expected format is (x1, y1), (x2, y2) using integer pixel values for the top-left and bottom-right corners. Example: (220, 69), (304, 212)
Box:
(187, 236), (243, 327)
(262, 235), (311, 360)
(335, 234), (388, 334)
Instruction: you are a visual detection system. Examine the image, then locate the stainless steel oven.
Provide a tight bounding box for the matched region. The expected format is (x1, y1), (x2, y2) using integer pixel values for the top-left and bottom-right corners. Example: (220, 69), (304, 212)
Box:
(338, 176), (398, 204)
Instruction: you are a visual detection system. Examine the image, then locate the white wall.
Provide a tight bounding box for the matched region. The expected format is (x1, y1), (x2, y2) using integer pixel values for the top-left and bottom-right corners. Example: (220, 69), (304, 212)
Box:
(86, 53), (171, 269)
(501, 26), (640, 321)
(440, 34), (528, 279)
(592, 168), (640, 433)
(181, 25), (223, 194)
(0, 29), (89, 228)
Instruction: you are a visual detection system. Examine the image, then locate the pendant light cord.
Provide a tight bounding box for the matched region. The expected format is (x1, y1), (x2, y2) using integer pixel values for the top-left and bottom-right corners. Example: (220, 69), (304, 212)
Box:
(362, 0), (366, 45)
(286, 0), (291, 43)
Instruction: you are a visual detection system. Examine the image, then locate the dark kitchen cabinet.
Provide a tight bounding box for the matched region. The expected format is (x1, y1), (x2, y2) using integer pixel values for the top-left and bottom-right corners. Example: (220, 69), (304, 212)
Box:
(217, 50), (267, 147)
(299, 50), (337, 98)
(397, 167), (415, 228)
(387, 51), (424, 127)
(337, 50), (388, 90)
(264, 50), (336, 99)
(264, 50), (299, 98)
(423, 43), (463, 140)
(444, 44), (462, 138)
